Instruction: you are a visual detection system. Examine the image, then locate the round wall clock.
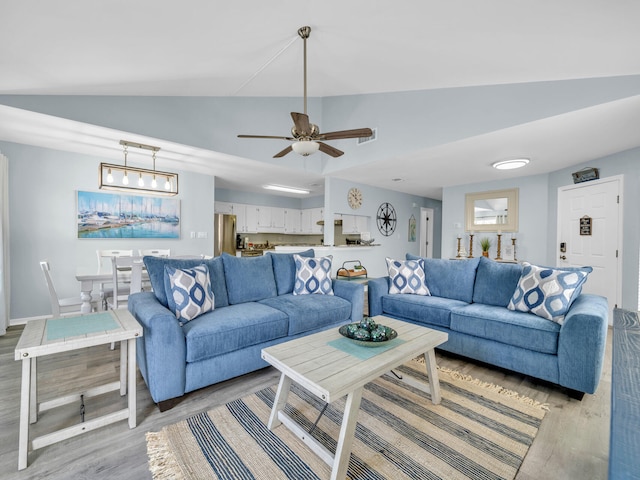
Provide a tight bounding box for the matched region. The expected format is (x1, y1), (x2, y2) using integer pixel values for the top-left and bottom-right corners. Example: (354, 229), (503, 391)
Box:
(376, 202), (397, 236)
(347, 187), (363, 209)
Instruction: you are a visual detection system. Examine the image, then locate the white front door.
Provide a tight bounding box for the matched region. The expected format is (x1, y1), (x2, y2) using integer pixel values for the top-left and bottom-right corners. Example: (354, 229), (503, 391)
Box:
(420, 208), (434, 258)
(557, 176), (622, 324)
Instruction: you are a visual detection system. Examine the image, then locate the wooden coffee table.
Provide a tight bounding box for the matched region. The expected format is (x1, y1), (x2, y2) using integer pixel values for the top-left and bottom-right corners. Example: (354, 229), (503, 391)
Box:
(14, 309), (142, 470)
(261, 316), (448, 480)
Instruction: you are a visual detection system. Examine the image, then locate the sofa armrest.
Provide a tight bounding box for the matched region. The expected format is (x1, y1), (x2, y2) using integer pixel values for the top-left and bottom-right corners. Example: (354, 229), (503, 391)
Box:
(332, 280), (364, 321)
(367, 277), (390, 317)
(128, 292), (187, 403)
(557, 294), (609, 394)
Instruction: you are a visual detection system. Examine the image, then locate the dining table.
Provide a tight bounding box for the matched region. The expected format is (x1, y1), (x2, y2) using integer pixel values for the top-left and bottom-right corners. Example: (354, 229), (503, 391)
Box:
(75, 261), (148, 314)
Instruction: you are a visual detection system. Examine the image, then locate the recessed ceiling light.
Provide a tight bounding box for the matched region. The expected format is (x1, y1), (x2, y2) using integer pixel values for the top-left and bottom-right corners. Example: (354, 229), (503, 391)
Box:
(263, 184), (310, 194)
(392, 178), (404, 182)
(492, 158), (530, 170)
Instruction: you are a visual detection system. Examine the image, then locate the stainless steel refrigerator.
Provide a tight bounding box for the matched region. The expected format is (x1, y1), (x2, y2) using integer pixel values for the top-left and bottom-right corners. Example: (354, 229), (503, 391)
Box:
(214, 214), (237, 256)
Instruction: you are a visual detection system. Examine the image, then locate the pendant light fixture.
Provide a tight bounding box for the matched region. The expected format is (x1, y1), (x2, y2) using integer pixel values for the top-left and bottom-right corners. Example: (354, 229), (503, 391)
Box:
(99, 140), (179, 196)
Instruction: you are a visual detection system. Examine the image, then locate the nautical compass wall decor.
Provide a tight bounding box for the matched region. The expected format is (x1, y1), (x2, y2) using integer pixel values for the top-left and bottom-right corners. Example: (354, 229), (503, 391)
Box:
(376, 202), (397, 236)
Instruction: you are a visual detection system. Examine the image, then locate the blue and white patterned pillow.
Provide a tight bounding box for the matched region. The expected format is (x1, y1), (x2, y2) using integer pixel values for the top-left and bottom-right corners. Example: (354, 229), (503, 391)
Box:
(293, 255), (334, 295)
(166, 264), (214, 322)
(386, 257), (431, 295)
(507, 262), (592, 323)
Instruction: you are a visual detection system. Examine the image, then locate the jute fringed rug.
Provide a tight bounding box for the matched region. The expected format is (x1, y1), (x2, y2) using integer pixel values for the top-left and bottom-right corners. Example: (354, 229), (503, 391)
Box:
(146, 363), (548, 480)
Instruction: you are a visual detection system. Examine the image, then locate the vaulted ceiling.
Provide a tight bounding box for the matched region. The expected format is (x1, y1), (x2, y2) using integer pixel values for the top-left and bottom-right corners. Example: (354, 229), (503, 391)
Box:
(1, 0), (639, 198)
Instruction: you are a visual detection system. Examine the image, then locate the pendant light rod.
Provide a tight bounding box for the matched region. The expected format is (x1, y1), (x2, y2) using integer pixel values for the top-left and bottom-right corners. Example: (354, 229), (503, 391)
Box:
(298, 26), (311, 116)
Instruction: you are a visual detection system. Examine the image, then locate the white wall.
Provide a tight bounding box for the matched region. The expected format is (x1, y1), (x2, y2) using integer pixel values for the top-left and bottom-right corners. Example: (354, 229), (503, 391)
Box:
(442, 174), (549, 263)
(4, 141), (215, 320)
(326, 177), (442, 276)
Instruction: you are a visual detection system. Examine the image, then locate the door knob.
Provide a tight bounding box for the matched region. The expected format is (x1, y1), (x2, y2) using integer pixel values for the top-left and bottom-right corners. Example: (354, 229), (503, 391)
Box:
(560, 255), (567, 260)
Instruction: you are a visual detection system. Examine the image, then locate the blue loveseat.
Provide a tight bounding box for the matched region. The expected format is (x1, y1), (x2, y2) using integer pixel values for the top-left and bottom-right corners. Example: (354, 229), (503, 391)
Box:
(128, 250), (364, 410)
(368, 255), (609, 397)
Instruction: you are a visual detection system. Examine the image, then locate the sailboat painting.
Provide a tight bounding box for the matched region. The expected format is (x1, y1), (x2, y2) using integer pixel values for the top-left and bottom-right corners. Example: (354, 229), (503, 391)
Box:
(77, 191), (180, 239)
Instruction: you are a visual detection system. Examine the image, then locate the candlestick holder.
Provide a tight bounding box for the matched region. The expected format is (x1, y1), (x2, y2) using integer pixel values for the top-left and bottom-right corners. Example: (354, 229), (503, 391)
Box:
(467, 234), (474, 258)
(512, 237), (517, 261)
(495, 234), (502, 261)
(456, 237), (462, 258)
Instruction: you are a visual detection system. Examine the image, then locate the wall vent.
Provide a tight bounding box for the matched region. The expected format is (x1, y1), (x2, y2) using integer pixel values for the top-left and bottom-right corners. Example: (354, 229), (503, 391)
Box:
(357, 128), (377, 145)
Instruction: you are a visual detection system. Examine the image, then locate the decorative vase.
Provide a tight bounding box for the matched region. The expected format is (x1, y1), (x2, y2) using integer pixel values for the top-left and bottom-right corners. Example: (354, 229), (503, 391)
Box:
(482, 251), (489, 257)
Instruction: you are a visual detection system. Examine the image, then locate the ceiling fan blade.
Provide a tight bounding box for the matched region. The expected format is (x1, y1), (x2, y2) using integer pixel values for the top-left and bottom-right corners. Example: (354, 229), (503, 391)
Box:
(318, 142), (344, 157)
(238, 134), (295, 140)
(319, 128), (373, 140)
(273, 145), (293, 158)
(291, 112), (311, 136)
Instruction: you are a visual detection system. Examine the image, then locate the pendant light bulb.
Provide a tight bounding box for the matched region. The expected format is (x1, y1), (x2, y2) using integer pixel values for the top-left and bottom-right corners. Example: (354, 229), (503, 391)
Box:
(138, 172), (144, 187)
(164, 176), (171, 190)
(152, 175), (158, 188)
(122, 171), (129, 185)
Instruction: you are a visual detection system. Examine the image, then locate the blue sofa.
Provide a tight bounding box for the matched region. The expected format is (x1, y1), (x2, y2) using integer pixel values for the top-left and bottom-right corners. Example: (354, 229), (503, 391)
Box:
(368, 255), (609, 397)
(128, 250), (364, 410)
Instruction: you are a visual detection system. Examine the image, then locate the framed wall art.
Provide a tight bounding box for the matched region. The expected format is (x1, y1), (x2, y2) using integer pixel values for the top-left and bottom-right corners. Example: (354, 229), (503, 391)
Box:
(77, 190), (180, 239)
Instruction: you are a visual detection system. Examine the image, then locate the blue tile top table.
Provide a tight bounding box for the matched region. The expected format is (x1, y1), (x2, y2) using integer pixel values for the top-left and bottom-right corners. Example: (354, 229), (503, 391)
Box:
(609, 308), (640, 479)
(14, 309), (142, 470)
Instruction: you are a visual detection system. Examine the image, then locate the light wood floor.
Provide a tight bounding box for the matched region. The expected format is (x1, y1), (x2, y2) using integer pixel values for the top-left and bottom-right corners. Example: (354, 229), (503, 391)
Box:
(0, 324), (611, 480)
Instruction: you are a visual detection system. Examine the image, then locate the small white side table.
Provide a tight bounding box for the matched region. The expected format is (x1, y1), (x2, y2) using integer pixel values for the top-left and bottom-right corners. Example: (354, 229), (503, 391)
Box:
(14, 309), (142, 470)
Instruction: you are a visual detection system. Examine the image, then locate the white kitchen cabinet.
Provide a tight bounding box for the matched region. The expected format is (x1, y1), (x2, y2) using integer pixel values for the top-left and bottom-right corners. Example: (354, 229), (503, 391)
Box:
(214, 201), (234, 214)
(300, 208), (323, 234)
(257, 206), (285, 232)
(342, 214), (369, 234)
(284, 209), (302, 234)
(235, 204), (259, 233)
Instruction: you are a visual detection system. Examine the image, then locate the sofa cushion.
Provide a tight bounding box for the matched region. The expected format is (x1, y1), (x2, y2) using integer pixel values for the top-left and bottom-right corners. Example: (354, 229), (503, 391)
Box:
(221, 253), (278, 304)
(381, 294), (469, 329)
(260, 294), (351, 336)
(144, 256), (229, 309)
(166, 264), (214, 323)
(181, 302), (288, 363)
(386, 257), (430, 295)
(293, 255), (334, 295)
(508, 262), (592, 323)
(267, 249), (315, 295)
(450, 303), (560, 354)
(406, 254), (480, 303)
(472, 256), (523, 307)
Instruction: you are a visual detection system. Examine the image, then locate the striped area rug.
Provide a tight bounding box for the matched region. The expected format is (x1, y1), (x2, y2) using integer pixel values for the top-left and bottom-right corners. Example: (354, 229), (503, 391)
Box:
(146, 363), (548, 480)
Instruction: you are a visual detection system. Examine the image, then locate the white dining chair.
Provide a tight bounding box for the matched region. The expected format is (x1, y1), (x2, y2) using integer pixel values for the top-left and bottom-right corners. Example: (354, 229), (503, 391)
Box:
(138, 248), (170, 257)
(40, 260), (100, 317)
(106, 256), (143, 310)
(96, 249), (133, 308)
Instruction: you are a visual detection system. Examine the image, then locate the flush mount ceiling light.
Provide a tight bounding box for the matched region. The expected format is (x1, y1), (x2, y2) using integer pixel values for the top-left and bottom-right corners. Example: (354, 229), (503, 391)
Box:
(263, 184), (310, 195)
(492, 158), (530, 170)
(99, 140), (178, 196)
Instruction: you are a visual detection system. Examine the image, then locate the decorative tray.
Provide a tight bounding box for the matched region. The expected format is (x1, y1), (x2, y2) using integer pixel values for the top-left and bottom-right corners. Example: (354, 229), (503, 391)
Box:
(338, 317), (397, 347)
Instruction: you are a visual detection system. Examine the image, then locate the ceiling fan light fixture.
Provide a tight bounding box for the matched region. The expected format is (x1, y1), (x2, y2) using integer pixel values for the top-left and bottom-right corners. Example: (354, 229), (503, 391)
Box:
(492, 158), (530, 170)
(291, 140), (320, 156)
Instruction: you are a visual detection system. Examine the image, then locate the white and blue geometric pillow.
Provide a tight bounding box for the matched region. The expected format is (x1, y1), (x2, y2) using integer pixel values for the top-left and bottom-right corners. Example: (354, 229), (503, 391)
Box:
(293, 254), (334, 295)
(507, 262), (592, 323)
(386, 257), (431, 295)
(166, 264), (214, 323)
